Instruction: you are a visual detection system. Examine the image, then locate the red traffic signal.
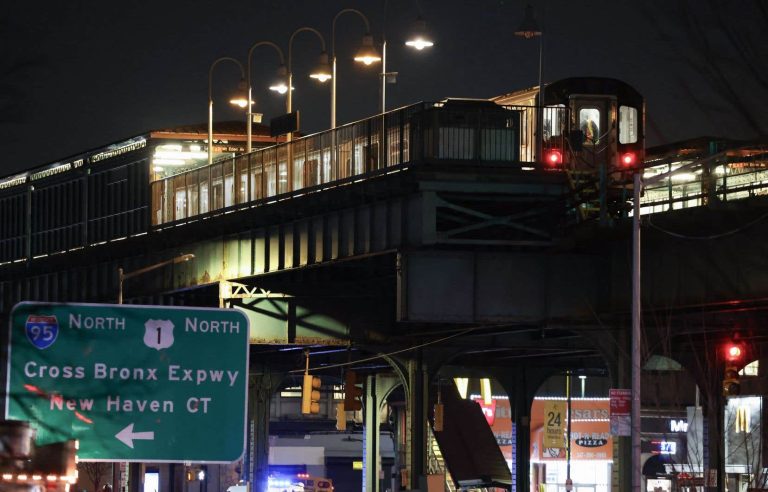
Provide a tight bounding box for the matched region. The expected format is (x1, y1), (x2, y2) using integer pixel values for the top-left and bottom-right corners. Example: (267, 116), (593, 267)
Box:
(724, 343), (744, 363)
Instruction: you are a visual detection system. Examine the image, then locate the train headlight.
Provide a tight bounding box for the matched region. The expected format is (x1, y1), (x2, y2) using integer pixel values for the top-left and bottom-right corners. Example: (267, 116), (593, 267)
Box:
(545, 149), (563, 166)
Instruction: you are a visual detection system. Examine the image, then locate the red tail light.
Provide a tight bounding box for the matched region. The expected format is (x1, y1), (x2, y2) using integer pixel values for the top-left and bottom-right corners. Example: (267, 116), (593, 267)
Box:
(621, 152), (637, 167)
(545, 149), (562, 166)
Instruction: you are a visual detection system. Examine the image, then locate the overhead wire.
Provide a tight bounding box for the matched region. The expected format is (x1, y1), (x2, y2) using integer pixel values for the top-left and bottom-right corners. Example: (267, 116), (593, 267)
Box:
(646, 207), (768, 240)
(288, 323), (492, 373)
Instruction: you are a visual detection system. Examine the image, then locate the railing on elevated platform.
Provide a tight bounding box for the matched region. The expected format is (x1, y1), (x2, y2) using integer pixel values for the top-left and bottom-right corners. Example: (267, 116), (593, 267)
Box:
(639, 143), (768, 215)
(150, 101), (569, 226)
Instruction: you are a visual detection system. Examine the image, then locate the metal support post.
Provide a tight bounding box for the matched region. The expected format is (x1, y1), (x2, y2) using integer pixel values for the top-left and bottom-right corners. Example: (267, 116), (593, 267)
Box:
(248, 371), (273, 492)
(363, 375), (379, 492)
(513, 369), (532, 492)
(406, 357), (427, 490)
(631, 172), (642, 492)
(707, 386), (725, 492)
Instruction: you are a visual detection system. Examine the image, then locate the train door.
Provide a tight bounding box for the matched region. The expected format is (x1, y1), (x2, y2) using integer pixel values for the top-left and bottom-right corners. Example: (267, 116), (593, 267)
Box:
(570, 95), (619, 223)
(569, 96), (617, 169)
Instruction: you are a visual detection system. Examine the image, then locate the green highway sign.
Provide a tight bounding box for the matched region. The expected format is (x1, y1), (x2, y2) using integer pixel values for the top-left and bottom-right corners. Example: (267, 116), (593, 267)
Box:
(5, 302), (249, 463)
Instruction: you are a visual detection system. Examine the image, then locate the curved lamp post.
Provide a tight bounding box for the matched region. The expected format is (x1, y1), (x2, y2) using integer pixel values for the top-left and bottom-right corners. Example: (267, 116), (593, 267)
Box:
(330, 8), (381, 129)
(515, 4), (543, 161)
(514, 4), (543, 103)
(380, 4), (434, 113)
(287, 26), (332, 123)
(242, 41), (287, 153)
(208, 57), (247, 164)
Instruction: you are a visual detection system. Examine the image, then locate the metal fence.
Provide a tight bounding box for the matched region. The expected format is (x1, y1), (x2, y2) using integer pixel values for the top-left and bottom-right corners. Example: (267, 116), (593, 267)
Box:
(151, 102), (569, 226)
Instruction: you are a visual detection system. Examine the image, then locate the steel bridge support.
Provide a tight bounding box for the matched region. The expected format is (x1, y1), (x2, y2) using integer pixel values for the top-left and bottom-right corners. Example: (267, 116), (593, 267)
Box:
(363, 374), (402, 492)
(246, 368), (275, 492)
(405, 355), (428, 490)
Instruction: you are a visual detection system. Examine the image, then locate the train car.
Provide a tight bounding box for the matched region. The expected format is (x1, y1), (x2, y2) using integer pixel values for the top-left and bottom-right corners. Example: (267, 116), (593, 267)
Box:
(493, 77), (645, 170)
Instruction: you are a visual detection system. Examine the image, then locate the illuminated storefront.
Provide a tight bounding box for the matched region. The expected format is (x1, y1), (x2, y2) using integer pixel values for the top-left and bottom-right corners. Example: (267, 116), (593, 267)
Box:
(530, 397), (612, 492)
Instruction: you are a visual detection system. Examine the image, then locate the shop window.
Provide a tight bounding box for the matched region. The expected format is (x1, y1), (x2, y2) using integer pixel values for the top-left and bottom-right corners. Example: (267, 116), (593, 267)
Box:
(280, 386), (301, 398)
(740, 360), (758, 376)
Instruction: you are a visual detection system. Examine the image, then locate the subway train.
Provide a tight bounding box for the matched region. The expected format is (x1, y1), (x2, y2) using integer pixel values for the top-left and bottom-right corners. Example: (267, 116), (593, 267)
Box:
(0, 77), (646, 265)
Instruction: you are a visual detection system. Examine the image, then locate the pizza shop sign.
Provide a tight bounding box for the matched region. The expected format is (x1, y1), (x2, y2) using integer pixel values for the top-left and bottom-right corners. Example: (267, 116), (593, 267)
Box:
(573, 432), (610, 448)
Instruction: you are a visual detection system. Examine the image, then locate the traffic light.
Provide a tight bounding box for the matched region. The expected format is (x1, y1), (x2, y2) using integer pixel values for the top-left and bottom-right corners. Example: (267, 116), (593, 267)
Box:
(344, 370), (363, 412)
(723, 342), (745, 397)
(302, 374), (322, 414)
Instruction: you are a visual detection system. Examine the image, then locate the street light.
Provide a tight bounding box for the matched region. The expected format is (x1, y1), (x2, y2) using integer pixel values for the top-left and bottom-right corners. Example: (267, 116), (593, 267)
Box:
(380, 11), (434, 113)
(117, 254), (195, 304)
(515, 4), (544, 161)
(208, 57), (247, 164)
(330, 8), (381, 130)
(286, 27), (332, 143)
(241, 41), (287, 153)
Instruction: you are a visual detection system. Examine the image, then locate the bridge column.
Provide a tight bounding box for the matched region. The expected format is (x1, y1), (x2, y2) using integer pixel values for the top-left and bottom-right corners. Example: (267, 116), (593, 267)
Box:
(247, 369), (274, 492)
(363, 374), (380, 492)
(406, 356), (428, 490)
(499, 365), (549, 492)
(610, 329), (632, 492)
(363, 374), (402, 492)
(703, 381), (725, 492)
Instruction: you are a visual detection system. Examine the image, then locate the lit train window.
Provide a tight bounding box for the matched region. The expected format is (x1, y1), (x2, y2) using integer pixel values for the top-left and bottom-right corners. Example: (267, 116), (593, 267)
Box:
(543, 104), (566, 139)
(619, 106), (638, 144)
(579, 108), (600, 145)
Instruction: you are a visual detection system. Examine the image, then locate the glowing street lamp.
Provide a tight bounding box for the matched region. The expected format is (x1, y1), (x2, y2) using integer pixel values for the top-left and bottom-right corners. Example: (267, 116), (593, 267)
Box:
(381, 13), (434, 113)
(287, 27), (331, 122)
(238, 41), (286, 153)
(331, 8), (381, 129)
(404, 17), (434, 50)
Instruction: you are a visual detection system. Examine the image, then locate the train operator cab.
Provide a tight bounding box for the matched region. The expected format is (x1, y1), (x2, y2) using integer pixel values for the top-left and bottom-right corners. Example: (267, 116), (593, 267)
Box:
(493, 77), (644, 171)
(493, 77), (645, 220)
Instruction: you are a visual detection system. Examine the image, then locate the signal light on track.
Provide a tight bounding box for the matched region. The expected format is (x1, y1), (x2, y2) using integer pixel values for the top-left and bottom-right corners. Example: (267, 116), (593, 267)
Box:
(344, 370), (364, 412)
(621, 152), (637, 167)
(302, 374), (322, 414)
(545, 149), (562, 166)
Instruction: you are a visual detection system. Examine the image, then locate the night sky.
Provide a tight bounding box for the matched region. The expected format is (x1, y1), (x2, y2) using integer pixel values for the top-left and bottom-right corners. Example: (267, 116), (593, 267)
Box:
(1, 0), (765, 177)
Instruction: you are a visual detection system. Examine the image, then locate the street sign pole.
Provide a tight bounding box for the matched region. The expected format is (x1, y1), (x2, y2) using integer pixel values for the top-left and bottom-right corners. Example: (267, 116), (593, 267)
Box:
(6, 302), (249, 463)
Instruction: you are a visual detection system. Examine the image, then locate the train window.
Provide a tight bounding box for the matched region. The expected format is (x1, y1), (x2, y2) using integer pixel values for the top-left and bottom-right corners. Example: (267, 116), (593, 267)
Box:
(579, 108), (600, 145)
(543, 105), (566, 140)
(619, 106), (638, 144)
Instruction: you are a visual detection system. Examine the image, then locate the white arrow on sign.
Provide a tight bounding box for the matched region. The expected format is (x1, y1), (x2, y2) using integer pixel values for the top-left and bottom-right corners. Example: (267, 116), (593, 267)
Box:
(115, 423), (155, 449)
